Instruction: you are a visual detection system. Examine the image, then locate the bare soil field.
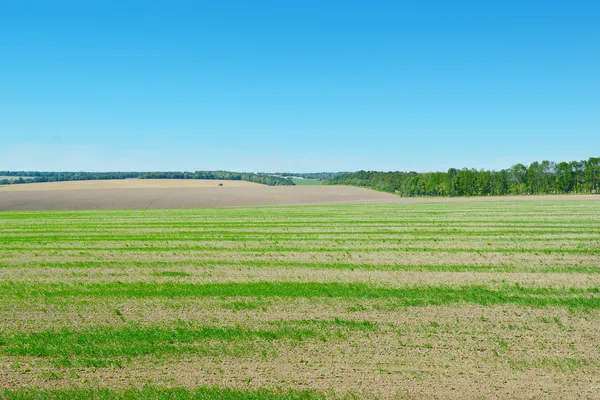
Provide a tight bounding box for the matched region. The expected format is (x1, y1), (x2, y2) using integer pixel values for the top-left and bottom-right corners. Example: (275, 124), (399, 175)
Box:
(0, 181), (403, 210)
(0, 179), (598, 210)
(0, 178), (260, 191)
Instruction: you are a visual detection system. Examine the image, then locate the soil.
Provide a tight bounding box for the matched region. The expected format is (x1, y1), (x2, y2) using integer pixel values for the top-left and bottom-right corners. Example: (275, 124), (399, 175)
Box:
(0, 179), (598, 210)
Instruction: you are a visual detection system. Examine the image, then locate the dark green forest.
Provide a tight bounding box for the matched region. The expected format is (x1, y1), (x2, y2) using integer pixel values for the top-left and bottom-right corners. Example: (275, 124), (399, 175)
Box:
(327, 157), (600, 196)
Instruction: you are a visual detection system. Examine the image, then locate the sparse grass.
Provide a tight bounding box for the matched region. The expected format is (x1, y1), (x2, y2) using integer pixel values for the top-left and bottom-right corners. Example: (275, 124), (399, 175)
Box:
(222, 300), (268, 311)
(1, 387), (345, 400)
(2, 281), (599, 308)
(151, 271), (192, 277)
(2, 259), (600, 274)
(1, 200), (600, 398)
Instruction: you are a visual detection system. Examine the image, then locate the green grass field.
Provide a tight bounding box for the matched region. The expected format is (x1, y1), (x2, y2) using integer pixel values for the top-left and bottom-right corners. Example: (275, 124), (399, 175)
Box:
(291, 178), (322, 185)
(1, 200), (600, 398)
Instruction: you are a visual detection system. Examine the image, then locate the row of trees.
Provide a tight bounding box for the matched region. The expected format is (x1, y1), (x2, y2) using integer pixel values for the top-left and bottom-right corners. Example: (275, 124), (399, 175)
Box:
(139, 171), (294, 186)
(4, 158), (599, 194)
(277, 172), (344, 181)
(0, 171), (140, 186)
(0, 177), (33, 185)
(326, 157), (600, 197)
(0, 171), (295, 186)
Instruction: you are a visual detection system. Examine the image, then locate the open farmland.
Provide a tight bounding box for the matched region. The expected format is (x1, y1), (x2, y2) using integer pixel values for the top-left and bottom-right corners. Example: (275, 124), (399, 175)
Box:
(291, 179), (323, 186)
(1, 179), (599, 211)
(0, 179), (261, 191)
(0, 179), (406, 211)
(1, 199), (600, 399)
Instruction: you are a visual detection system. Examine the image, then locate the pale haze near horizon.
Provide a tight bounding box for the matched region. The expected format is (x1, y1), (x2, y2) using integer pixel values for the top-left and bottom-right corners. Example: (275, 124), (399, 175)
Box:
(1, 1), (598, 173)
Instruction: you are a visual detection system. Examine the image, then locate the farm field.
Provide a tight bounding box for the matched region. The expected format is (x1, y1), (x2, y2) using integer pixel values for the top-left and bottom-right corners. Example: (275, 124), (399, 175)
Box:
(0, 179), (261, 191)
(1, 179), (599, 211)
(1, 199), (600, 399)
(0, 180), (405, 211)
(291, 179), (323, 185)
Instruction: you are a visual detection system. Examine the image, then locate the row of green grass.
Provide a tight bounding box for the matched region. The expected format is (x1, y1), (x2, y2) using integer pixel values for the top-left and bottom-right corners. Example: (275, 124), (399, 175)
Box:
(3, 245), (597, 254)
(5, 218), (600, 227)
(4, 233), (600, 242)
(1, 260), (598, 274)
(3, 281), (599, 308)
(0, 319), (375, 367)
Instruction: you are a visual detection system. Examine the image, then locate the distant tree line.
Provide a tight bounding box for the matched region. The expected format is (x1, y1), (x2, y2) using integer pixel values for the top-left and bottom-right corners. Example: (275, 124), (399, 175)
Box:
(0, 171), (140, 186)
(0, 171), (294, 186)
(4, 157), (600, 194)
(326, 157), (600, 196)
(139, 171), (294, 186)
(277, 172), (345, 181)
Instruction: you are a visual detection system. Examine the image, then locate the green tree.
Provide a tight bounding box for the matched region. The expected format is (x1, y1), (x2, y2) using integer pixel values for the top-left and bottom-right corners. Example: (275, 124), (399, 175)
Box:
(585, 157), (600, 193)
(571, 161), (585, 193)
(555, 162), (574, 193)
(510, 164), (527, 194)
(526, 162), (544, 194)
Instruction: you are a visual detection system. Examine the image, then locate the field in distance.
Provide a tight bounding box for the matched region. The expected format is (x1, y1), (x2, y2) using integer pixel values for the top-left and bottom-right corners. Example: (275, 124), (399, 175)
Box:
(0, 178), (260, 191)
(0, 179), (405, 210)
(1, 199), (600, 399)
(291, 178), (323, 185)
(1, 179), (599, 211)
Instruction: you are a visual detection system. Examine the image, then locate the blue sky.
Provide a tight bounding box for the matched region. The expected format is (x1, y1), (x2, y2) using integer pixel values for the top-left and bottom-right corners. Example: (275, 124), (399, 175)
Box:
(1, 1), (599, 172)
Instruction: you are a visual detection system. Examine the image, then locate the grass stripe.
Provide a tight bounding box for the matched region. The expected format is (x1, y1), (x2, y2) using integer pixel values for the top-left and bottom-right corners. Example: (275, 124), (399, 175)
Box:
(0, 260), (599, 274)
(3, 235), (600, 243)
(2, 246), (598, 254)
(2, 281), (599, 308)
(0, 320), (376, 367)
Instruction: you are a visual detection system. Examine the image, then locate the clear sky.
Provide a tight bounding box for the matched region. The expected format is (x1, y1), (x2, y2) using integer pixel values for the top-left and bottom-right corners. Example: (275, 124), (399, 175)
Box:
(1, 1), (599, 172)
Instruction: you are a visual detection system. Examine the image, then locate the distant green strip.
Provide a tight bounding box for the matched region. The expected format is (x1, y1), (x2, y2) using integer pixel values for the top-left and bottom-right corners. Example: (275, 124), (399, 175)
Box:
(1, 386), (344, 400)
(3, 281), (599, 308)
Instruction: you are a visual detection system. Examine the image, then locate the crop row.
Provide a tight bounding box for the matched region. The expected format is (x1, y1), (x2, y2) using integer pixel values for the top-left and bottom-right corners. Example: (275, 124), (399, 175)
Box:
(2, 281), (599, 308)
